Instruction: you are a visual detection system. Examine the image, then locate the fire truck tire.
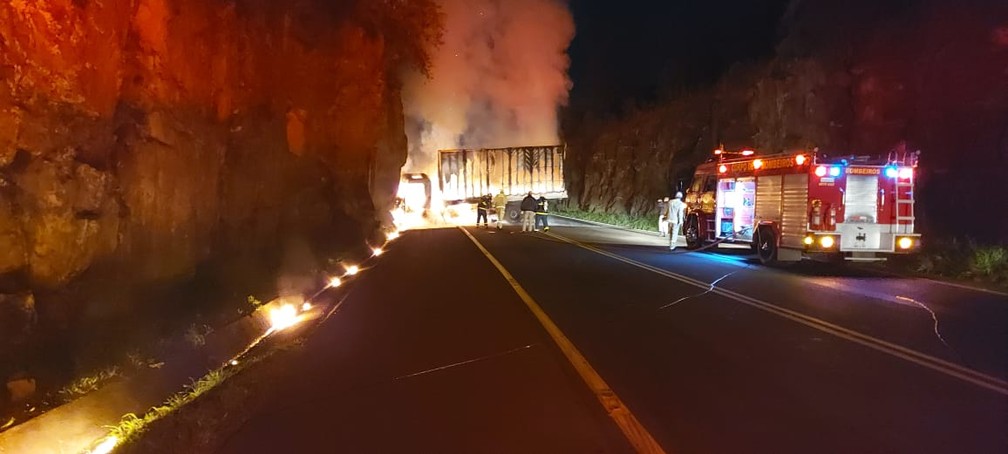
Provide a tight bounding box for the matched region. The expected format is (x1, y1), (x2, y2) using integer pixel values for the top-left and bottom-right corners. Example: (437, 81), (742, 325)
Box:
(684, 214), (703, 249)
(755, 225), (778, 264)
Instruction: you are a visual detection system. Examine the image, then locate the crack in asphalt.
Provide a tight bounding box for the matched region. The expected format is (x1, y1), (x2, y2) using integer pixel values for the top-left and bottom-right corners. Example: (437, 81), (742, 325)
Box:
(393, 344), (536, 381)
(896, 295), (953, 350)
(659, 267), (749, 310)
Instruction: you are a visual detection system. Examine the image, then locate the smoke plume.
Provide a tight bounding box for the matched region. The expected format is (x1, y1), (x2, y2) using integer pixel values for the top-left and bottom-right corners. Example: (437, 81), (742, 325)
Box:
(402, 0), (575, 175)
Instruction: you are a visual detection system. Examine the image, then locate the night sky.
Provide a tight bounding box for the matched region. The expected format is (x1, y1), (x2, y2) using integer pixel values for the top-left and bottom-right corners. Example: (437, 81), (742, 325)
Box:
(567, 0), (791, 115)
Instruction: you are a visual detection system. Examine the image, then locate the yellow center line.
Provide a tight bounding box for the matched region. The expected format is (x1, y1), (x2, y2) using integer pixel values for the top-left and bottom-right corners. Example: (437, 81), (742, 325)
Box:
(544, 230), (1008, 396)
(459, 227), (667, 454)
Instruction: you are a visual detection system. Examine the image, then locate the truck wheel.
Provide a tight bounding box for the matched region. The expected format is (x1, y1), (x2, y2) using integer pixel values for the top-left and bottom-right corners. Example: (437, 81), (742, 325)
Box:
(506, 205), (521, 222)
(685, 214), (703, 249)
(755, 225), (778, 265)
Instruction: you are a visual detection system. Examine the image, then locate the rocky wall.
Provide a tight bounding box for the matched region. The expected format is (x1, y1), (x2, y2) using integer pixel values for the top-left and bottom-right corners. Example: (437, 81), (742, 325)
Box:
(0, 0), (435, 393)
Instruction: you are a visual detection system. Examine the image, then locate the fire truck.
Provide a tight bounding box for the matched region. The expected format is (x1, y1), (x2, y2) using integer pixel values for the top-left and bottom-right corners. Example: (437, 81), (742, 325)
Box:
(683, 148), (921, 264)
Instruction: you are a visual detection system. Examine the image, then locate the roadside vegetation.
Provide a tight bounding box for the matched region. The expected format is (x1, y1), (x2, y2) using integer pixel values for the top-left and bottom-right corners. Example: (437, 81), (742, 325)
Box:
(554, 207), (658, 232)
(107, 368), (231, 448)
(908, 240), (1008, 287)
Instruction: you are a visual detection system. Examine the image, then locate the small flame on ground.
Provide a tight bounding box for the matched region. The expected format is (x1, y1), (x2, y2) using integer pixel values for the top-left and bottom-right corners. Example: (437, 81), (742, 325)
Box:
(372, 248), (383, 256)
(345, 265), (359, 276)
(302, 302), (312, 311)
(328, 277), (342, 288)
(269, 304), (298, 331)
(230, 360), (239, 366)
(387, 230), (400, 240)
(90, 436), (118, 454)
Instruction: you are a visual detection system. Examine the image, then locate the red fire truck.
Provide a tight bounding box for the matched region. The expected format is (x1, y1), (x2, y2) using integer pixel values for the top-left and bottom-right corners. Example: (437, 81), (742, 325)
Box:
(683, 148), (921, 264)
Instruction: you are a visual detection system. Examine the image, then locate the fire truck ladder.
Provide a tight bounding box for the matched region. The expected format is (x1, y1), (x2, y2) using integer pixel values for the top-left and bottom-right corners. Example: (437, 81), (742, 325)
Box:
(895, 174), (915, 233)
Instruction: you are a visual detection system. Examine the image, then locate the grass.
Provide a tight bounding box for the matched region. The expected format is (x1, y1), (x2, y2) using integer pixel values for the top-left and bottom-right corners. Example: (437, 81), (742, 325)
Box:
(107, 368), (231, 446)
(554, 207), (658, 232)
(54, 366), (121, 403)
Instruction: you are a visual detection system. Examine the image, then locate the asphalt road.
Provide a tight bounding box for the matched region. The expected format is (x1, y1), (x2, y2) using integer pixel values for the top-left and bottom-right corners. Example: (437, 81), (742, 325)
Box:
(221, 217), (1008, 453)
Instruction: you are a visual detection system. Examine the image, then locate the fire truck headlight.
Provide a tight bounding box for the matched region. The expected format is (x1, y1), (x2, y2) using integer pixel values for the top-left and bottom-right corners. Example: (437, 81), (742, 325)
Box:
(820, 236), (835, 248)
(898, 167), (913, 179)
(897, 237), (914, 250)
(815, 166), (827, 177)
(828, 166), (842, 177)
(803, 236), (814, 246)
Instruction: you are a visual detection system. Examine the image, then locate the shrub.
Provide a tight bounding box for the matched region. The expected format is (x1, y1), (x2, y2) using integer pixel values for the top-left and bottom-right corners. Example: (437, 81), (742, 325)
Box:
(971, 246), (1008, 278)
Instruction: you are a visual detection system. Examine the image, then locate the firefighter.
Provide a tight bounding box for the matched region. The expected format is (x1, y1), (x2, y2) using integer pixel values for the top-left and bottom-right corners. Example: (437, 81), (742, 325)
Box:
(667, 192), (685, 250)
(657, 197), (669, 236)
(492, 189), (508, 230)
(520, 192), (537, 232)
(535, 196), (550, 232)
(476, 194), (491, 228)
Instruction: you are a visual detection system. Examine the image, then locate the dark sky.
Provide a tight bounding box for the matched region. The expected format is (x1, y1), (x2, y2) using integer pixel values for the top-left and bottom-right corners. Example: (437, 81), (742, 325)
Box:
(567, 0), (791, 115)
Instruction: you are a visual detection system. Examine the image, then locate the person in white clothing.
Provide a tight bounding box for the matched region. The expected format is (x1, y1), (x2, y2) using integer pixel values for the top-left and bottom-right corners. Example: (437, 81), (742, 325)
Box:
(657, 197), (669, 236)
(667, 192), (686, 250)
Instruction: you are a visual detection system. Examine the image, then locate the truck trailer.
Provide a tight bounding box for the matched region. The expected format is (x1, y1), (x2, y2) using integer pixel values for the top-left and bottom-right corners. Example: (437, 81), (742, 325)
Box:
(437, 145), (568, 222)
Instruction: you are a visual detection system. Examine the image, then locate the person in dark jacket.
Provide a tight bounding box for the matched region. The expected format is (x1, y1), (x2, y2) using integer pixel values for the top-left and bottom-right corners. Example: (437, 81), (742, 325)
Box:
(476, 194), (491, 228)
(520, 192), (536, 232)
(535, 196), (550, 232)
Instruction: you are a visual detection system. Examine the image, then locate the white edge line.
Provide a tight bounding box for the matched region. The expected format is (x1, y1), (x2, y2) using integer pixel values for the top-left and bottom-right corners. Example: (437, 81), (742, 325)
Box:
(546, 231), (1008, 396)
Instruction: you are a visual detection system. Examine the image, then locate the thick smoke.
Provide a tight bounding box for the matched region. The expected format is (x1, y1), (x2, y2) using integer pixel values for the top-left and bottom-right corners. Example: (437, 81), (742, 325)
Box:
(402, 0), (575, 175)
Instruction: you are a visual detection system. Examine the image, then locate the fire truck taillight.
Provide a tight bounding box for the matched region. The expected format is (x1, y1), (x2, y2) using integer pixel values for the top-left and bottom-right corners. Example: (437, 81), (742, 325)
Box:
(814, 166), (827, 177)
(718, 164), (727, 174)
(897, 237), (915, 250)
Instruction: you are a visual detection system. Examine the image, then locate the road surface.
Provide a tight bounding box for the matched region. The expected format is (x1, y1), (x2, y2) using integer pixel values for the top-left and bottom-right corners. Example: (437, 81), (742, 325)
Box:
(221, 217), (1008, 453)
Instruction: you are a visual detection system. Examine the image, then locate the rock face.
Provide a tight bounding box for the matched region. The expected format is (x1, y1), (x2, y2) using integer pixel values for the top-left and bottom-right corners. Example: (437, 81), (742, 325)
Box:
(0, 0), (439, 382)
(566, 0), (1008, 241)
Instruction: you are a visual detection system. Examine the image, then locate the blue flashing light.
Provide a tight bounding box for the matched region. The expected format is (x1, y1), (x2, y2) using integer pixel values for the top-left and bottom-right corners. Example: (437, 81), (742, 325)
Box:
(828, 166), (842, 177)
(884, 166), (899, 178)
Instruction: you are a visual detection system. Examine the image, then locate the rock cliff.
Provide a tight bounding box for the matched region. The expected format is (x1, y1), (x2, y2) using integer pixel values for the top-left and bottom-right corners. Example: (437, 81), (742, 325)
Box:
(0, 0), (439, 391)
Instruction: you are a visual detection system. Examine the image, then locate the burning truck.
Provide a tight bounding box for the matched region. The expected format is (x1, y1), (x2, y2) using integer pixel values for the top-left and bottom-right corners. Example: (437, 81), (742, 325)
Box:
(438, 145), (568, 222)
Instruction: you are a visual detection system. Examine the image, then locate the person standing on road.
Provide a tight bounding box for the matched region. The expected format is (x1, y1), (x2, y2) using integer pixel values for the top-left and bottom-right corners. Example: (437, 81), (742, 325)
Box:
(492, 189), (508, 230)
(476, 194), (491, 228)
(667, 192), (686, 250)
(657, 197), (669, 237)
(520, 192), (537, 232)
(535, 196), (550, 232)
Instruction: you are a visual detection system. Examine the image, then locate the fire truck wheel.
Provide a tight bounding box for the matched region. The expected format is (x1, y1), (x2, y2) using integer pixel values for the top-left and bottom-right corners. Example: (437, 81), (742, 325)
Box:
(684, 214), (702, 249)
(755, 225), (778, 264)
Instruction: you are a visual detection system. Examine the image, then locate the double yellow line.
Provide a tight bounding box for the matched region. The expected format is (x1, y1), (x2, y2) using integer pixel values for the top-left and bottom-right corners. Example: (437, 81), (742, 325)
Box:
(544, 231), (1008, 397)
(460, 227), (667, 454)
